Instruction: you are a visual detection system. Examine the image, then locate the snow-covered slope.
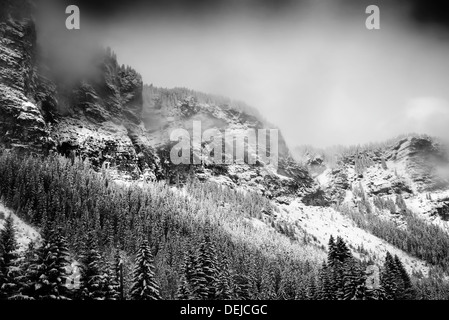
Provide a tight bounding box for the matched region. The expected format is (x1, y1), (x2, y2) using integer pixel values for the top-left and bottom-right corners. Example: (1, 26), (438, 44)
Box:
(0, 202), (40, 253)
(314, 135), (449, 232)
(275, 200), (431, 277)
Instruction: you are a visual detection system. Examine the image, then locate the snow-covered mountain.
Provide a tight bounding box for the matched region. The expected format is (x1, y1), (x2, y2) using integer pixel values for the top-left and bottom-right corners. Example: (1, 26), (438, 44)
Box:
(2, 0), (449, 300)
(0, 7), (324, 206)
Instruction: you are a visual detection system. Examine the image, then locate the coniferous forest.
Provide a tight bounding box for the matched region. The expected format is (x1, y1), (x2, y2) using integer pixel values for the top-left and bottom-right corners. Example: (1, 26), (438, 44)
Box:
(1, 150), (447, 300)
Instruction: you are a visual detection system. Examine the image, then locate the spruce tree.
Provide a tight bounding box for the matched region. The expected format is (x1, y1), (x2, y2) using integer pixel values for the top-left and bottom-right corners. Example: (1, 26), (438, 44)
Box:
(327, 235), (337, 267)
(318, 262), (335, 300)
(102, 259), (120, 300)
(79, 233), (107, 299)
(380, 252), (398, 300)
(335, 236), (352, 263)
(195, 231), (219, 300)
(306, 276), (318, 300)
(114, 248), (124, 299)
(0, 214), (20, 299)
(233, 273), (252, 300)
(342, 258), (367, 300)
(259, 262), (277, 299)
(23, 229), (71, 299)
(215, 255), (233, 300)
(393, 255), (414, 300)
(177, 273), (194, 300)
(177, 249), (196, 300)
(129, 240), (161, 300)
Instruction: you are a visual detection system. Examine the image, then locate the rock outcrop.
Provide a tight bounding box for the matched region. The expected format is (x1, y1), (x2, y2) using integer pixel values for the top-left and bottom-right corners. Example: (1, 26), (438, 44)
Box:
(386, 137), (449, 192)
(0, 16), (50, 152)
(0, 4), (323, 204)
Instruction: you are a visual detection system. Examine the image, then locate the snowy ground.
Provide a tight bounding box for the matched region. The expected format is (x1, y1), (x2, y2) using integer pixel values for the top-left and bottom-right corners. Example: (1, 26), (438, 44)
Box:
(0, 202), (41, 253)
(0, 201), (81, 288)
(275, 200), (431, 277)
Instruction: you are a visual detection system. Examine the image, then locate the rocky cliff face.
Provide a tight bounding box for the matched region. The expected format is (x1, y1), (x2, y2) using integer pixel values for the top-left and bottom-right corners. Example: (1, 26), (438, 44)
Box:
(0, 15), (50, 152)
(142, 85), (323, 203)
(0, 6), (324, 204)
(386, 137), (449, 192)
(312, 135), (449, 227)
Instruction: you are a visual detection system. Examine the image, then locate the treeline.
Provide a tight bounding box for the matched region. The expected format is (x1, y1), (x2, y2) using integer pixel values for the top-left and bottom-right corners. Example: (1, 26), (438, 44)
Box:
(0, 151), (317, 299)
(308, 236), (414, 300)
(0, 217), (160, 300)
(142, 85), (265, 121)
(0, 150), (445, 300)
(340, 200), (449, 272)
(1, 211), (416, 300)
(339, 201), (449, 299)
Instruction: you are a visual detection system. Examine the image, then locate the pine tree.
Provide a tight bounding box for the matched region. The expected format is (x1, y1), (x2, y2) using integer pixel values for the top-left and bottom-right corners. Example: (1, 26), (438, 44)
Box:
(177, 249), (196, 300)
(259, 262), (277, 299)
(23, 229), (71, 299)
(342, 258), (367, 300)
(393, 255), (414, 300)
(215, 255), (233, 300)
(233, 273), (252, 300)
(380, 252), (398, 300)
(306, 276), (318, 300)
(130, 240), (161, 300)
(0, 214), (20, 298)
(318, 262), (335, 300)
(325, 236), (353, 299)
(102, 258), (120, 300)
(79, 233), (107, 300)
(177, 273), (194, 300)
(335, 236), (352, 263)
(327, 235), (337, 267)
(195, 231), (219, 300)
(114, 248), (124, 300)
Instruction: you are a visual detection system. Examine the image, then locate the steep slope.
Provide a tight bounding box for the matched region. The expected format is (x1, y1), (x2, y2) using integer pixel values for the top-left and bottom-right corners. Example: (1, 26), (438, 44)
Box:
(0, 202), (40, 253)
(142, 85), (324, 204)
(0, 15), (52, 153)
(0, 6), (323, 205)
(311, 135), (449, 229)
(275, 200), (431, 277)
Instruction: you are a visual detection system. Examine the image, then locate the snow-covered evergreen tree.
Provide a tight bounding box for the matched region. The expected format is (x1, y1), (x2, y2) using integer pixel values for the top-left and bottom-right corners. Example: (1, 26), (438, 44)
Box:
(195, 230), (219, 300)
(0, 214), (20, 298)
(130, 240), (161, 300)
(79, 233), (107, 299)
(23, 229), (71, 299)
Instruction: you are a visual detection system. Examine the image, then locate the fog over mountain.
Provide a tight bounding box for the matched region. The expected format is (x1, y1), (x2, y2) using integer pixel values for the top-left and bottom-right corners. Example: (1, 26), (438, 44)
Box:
(35, 0), (449, 148)
(3, 0), (449, 304)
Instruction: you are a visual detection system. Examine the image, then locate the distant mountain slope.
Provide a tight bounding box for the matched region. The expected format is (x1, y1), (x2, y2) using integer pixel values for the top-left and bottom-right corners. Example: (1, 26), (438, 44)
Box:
(0, 6), (324, 205)
(294, 134), (449, 243)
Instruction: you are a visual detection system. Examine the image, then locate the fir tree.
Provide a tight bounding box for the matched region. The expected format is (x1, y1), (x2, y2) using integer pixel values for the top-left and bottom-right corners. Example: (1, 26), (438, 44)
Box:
(393, 255), (414, 300)
(114, 248), (124, 300)
(342, 258), (367, 300)
(130, 240), (161, 300)
(79, 233), (107, 300)
(327, 235), (337, 267)
(335, 236), (352, 263)
(306, 276), (318, 300)
(233, 274), (252, 300)
(215, 255), (233, 300)
(259, 262), (277, 299)
(318, 262), (335, 300)
(177, 249), (196, 300)
(23, 229), (71, 299)
(177, 273), (194, 300)
(195, 231), (219, 300)
(0, 214), (20, 298)
(380, 252), (398, 300)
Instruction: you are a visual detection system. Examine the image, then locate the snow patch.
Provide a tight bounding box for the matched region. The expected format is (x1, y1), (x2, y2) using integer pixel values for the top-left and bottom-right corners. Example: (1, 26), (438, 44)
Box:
(0, 202), (41, 253)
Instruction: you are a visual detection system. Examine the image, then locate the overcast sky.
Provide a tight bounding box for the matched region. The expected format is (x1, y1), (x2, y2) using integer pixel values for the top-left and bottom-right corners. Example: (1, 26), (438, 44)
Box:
(38, 0), (449, 148)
